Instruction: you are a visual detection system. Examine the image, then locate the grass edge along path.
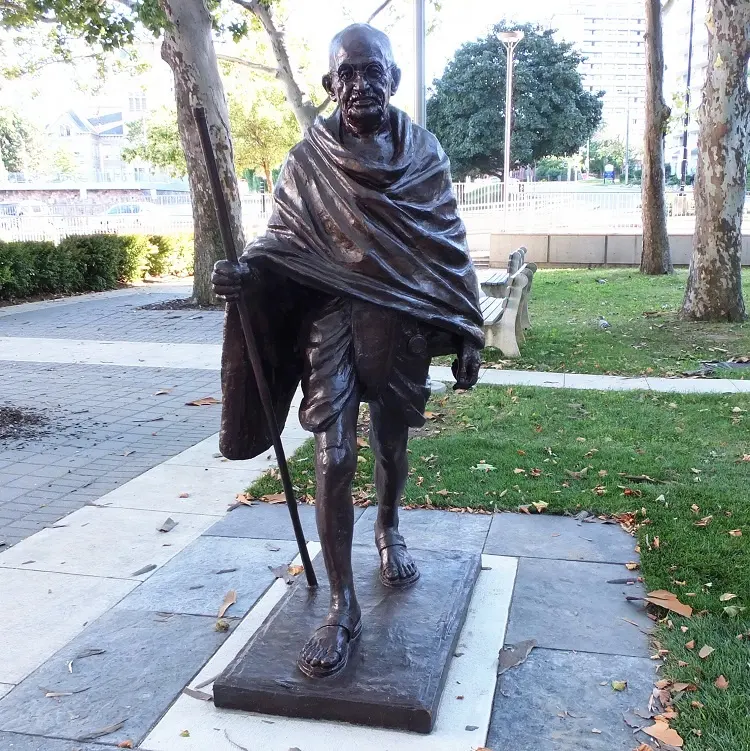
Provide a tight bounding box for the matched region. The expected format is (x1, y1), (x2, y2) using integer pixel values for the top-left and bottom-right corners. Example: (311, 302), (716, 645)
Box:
(248, 385), (750, 751)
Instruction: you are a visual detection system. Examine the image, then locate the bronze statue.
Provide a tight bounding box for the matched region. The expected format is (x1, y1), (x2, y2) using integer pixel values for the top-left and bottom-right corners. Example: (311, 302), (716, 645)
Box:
(212, 23), (484, 680)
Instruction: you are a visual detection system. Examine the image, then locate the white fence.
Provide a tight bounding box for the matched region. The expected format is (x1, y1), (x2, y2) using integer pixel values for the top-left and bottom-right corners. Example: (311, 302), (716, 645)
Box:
(3, 183), (747, 243)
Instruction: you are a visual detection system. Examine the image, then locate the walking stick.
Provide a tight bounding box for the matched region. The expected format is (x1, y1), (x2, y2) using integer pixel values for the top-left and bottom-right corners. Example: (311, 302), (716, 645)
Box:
(193, 107), (317, 588)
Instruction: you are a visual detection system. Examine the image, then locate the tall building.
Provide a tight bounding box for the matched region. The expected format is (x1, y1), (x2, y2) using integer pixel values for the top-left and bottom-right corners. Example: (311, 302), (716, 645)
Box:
(547, 1), (648, 148)
(663, 0), (708, 179)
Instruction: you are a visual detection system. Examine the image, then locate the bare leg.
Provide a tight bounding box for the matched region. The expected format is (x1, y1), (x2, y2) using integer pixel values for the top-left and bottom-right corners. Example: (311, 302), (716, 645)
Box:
(369, 401), (419, 587)
(297, 391), (362, 677)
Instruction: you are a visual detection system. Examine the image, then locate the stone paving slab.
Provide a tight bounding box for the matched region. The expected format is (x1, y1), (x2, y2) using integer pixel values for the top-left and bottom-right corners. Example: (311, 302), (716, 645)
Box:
(0, 609), (235, 747)
(203, 502), (363, 543)
(485, 513), (638, 564)
(504, 558), (651, 658)
(0, 568), (136, 684)
(0, 505), (217, 580)
(141, 555), (518, 751)
(486, 649), (656, 751)
(353, 506), (491, 553)
(0, 731), (110, 751)
(0, 360), (221, 548)
(118, 536), (298, 618)
(99, 464), (257, 516)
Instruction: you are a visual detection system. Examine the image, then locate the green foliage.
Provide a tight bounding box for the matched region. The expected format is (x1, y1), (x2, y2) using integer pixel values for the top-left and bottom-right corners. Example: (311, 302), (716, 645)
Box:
(534, 156), (568, 181)
(0, 108), (40, 173)
(0, 0), (135, 52)
(588, 138), (626, 176)
(122, 111), (187, 177)
(229, 87), (298, 186)
(0, 240), (81, 300)
(147, 233), (194, 277)
(0, 233), (194, 301)
(427, 22), (603, 180)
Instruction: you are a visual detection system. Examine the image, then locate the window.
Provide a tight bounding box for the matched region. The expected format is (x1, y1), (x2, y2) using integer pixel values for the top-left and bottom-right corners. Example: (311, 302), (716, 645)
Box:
(129, 93), (148, 113)
(59, 124), (71, 136)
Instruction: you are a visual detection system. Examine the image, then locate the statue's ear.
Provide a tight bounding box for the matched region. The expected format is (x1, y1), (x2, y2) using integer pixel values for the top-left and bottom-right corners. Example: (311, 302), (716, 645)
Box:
(322, 73), (336, 100)
(390, 66), (402, 95)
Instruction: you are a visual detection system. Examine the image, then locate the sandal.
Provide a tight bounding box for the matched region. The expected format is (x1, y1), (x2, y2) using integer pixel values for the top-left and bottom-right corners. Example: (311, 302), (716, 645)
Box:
(296, 618), (363, 679)
(376, 528), (421, 589)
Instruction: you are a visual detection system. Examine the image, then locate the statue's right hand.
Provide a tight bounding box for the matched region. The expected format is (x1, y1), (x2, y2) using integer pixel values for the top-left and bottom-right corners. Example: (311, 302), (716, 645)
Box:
(212, 260), (250, 302)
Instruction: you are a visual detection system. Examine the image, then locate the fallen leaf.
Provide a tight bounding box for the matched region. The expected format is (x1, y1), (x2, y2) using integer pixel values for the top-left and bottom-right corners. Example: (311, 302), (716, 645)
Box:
(694, 516), (713, 527)
(724, 605), (746, 617)
(691, 700), (704, 709)
(635, 745), (655, 751)
(77, 721), (127, 741)
(532, 501), (549, 513)
(685, 640), (695, 650)
(498, 640), (536, 675)
(218, 590), (237, 618)
(179, 730), (190, 737)
(154, 389), (172, 396)
(645, 590), (693, 618)
(729, 529), (743, 537)
(185, 397), (221, 406)
(720, 593), (738, 602)
(698, 645), (714, 659)
(261, 493), (286, 504)
(643, 720), (683, 747)
(178, 492), (190, 499)
(356, 437), (369, 448)
(714, 675), (729, 690)
(513, 467), (526, 475)
(214, 620), (230, 632)
(611, 680), (627, 691)
(183, 687), (212, 701)
(157, 517), (178, 533)
(118, 742), (134, 749)
(131, 564), (156, 577)
(626, 562), (640, 571)
(288, 565), (304, 576)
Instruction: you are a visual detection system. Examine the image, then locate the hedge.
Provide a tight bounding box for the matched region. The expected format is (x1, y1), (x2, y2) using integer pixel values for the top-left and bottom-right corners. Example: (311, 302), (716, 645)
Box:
(0, 233), (194, 302)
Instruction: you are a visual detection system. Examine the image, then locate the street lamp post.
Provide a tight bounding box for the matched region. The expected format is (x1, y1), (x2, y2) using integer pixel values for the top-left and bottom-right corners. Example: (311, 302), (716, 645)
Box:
(414, 0), (426, 127)
(498, 30), (524, 231)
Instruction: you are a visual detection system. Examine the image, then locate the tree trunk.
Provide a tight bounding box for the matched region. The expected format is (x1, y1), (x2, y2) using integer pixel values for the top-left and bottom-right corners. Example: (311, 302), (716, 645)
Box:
(641, 0), (673, 275)
(160, 0), (245, 307)
(262, 161), (274, 194)
(680, 0), (749, 321)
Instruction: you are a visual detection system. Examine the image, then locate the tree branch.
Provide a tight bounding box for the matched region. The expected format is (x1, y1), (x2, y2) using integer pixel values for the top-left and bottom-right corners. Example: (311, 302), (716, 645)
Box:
(216, 53), (279, 76)
(367, 0), (395, 23)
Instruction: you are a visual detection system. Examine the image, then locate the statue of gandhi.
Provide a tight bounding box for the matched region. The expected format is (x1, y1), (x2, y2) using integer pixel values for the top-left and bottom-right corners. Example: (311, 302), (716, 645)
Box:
(212, 23), (484, 679)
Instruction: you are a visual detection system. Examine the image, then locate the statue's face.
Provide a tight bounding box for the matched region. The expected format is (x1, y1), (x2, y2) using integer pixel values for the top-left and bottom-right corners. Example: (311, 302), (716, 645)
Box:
(323, 28), (401, 137)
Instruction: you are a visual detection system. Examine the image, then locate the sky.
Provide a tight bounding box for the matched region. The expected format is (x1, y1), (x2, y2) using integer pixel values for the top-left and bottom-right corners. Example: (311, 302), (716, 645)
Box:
(2, 0), (563, 126)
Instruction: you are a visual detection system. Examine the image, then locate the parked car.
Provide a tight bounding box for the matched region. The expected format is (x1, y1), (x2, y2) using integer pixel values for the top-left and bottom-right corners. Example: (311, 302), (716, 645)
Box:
(98, 202), (162, 229)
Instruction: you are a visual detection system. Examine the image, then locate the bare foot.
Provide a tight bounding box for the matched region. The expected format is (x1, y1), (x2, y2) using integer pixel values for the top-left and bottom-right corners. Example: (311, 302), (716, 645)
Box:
(297, 613), (362, 678)
(377, 529), (420, 588)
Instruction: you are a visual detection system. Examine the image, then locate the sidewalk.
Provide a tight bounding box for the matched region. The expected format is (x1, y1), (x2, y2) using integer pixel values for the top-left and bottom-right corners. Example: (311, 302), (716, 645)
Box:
(0, 282), (721, 750)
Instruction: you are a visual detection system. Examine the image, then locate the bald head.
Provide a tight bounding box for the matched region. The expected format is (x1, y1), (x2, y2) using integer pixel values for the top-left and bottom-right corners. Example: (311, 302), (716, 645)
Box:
(328, 24), (395, 71)
(323, 24), (401, 137)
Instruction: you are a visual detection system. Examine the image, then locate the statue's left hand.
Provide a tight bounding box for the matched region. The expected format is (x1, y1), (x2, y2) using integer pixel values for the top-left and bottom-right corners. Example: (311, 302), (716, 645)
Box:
(453, 341), (481, 390)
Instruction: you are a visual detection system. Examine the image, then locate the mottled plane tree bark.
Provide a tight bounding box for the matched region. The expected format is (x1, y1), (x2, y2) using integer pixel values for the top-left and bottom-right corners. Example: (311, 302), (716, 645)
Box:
(680, 0), (749, 321)
(159, 0), (245, 306)
(640, 0), (673, 275)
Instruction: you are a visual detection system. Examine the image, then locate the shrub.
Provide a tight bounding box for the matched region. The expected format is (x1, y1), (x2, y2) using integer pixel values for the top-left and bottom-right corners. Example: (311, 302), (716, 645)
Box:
(0, 240), (74, 300)
(118, 234), (157, 283)
(58, 234), (125, 291)
(147, 233), (194, 277)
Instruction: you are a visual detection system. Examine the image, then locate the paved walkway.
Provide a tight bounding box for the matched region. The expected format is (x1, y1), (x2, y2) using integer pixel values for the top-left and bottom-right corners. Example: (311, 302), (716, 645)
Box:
(0, 282), (730, 750)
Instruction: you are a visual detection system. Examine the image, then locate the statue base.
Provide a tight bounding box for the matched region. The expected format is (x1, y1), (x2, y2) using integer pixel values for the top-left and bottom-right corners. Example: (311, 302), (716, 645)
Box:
(213, 545), (481, 734)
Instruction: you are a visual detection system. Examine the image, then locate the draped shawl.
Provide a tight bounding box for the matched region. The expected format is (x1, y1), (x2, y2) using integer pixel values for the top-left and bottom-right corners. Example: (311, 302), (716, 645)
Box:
(220, 107), (483, 460)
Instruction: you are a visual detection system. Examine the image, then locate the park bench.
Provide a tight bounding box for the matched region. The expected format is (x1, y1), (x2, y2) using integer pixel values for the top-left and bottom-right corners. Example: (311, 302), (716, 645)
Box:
(480, 247), (537, 358)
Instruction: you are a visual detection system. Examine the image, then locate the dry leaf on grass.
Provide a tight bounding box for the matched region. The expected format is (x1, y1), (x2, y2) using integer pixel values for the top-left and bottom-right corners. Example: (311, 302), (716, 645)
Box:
(218, 589), (237, 618)
(720, 593), (738, 602)
(698, 645), (715, 659)
(729, 529), (743, 537)
(694, 516), (713, 528)
(645, 590), (693, 618)
(685, 640), (695, 650)
(185, 396), (221, 406)
(644, 720), (684, 747)
(714, 675), (729, 690)
(532, 501), (549, 513)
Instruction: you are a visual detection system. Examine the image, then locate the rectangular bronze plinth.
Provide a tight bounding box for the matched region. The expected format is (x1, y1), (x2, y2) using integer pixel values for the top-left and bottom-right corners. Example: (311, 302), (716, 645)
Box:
(213, 545), (481, 733)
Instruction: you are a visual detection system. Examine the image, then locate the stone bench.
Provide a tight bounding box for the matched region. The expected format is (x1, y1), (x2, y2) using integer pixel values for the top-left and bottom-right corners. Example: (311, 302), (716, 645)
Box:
(480, 247), (537, 358)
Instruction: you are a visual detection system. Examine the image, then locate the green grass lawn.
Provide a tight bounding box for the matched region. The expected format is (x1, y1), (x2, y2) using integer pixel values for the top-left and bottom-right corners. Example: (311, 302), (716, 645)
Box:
(481, 268), (750, 378)
(250, 386), (750, 750)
